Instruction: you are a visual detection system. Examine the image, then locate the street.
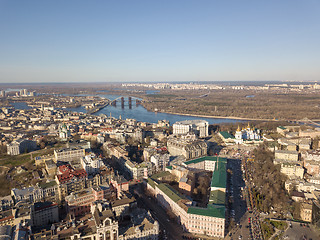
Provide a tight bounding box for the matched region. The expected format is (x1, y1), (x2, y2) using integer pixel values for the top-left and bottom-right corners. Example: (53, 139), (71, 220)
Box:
(133, 184), (184, 240)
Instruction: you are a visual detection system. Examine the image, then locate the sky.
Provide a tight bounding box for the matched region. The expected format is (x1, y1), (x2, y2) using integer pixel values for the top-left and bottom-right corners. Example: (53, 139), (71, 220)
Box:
(0, 0), (319, 83)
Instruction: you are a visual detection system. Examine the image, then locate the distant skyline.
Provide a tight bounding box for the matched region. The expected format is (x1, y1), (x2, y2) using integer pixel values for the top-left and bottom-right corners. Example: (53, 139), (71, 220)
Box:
(0, 0), (319, 83)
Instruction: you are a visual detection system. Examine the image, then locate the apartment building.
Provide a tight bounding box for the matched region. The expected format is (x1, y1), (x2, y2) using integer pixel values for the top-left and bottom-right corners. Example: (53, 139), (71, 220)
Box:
(54, 147), (85, 162)
(7, 139), (37, 155)
(173, 120), (209, 138)
(167, 138), (207, 160)
(30, 201), (59, 227)
(146, 156), (226, 238)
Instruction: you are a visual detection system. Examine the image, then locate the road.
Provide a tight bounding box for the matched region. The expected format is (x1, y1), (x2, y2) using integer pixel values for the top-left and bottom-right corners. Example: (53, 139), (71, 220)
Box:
(225, 158), (252, 240)
(133, 184), (184, 240)
(282, 221), (319, 240)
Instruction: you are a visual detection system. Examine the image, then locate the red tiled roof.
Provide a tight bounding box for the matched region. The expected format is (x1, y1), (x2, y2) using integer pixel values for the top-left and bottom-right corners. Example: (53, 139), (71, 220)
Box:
(57, 167), (87, 184)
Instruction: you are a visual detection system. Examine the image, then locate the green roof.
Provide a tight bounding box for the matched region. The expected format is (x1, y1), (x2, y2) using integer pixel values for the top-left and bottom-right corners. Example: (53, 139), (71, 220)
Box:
(188, 204), (225, 219)
(211, 158), (227, 189)
(39, 181), (57, 189)
(151, 171), (171, 179)
(184, 156), (226, 166)
(157, 183), (183, 203)
(219, 131), (235, 139)
(146, 178), (157, 189)
(209, 190), (226, 205)
(166, 166), (173, 170)
(278, 126), (286, 130)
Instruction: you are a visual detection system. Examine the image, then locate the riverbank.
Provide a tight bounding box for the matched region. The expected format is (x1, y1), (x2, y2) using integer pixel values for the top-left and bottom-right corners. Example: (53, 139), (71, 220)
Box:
(160, 111), (277, 121)
(143, 106), (278, 122)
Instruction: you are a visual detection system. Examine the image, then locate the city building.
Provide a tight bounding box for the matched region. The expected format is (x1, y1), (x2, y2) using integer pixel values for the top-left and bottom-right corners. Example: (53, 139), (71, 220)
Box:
(7, 139), (37, 155)
(65, 187), (104, 217)
(55, 164), (87, 199)
(146, 156), (226, 238)
(280, 162), (304, 179)
(173, 120), (209, 138)
(54, 147), (85, 162)
(234, 124), (261, 144)
(300, 203), (313, 223)
(58, 123), (71, 141)
(80, 154), (104, 175)
(167, 137), (207, 160)
(30, 201), (59, 227)
(150, 153), (170, 171)
(11, 187), (43, 203)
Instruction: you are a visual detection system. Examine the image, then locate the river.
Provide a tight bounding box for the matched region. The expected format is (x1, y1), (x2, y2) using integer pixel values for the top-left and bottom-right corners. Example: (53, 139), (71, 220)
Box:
(68, 94), (245, 125)
(11, 94), (245, 125)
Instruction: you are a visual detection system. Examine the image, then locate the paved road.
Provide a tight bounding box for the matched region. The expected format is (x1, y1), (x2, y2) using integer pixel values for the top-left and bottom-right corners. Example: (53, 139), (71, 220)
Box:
(134, 184), (184, 240)
(225, 158), (252, 240)
(283, 221), (319, 240)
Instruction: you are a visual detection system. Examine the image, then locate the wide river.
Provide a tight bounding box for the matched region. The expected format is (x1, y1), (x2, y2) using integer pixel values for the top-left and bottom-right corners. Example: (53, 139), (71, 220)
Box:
(67, 94), (245, 125)
(11, 94), (245, 125)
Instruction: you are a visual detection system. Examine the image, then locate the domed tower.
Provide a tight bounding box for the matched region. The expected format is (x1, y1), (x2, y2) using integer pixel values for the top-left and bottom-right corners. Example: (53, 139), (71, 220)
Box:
(235, 125), (243, 144)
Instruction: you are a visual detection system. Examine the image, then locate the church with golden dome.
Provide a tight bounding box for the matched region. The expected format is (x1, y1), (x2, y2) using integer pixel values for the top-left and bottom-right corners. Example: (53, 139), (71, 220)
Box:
(234, 123), (261, 144)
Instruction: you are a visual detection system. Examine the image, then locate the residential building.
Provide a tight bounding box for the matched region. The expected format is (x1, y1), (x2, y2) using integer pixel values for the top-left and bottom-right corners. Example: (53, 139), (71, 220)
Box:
(30, 201), (59, 227)
(55, 164), (87, 199)
(150, 153), (170, 171)
(300, 203), (313, 223)
(146, 156), (226, 238)
(167, 137), (207, 160)
(173, 120), (209, 138)
(7, 139), (37, 155)
(274, 150), (299, 162)
(280, 162), (304, 179)
(80, 154), (104, 175)
(11, 187), (43, 203)
(54, 147), (85, 162)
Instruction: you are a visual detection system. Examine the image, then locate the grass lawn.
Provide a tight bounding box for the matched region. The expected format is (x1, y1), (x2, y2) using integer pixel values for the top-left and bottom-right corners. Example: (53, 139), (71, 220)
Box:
(269, 220), (288, 230)
(261, 220), (275, 239)
(0, 148), (54, 167)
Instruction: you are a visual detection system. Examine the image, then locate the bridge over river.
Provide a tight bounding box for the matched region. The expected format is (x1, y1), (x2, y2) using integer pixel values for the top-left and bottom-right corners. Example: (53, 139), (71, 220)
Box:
(108, 96), (141, 108)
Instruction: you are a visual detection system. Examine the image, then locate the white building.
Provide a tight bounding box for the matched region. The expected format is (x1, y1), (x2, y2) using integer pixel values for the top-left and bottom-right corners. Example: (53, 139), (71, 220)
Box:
(280, 162), (305, 179)
(11, 187), (43, 203)
(7, 139), (37, 155)
(173, 120), (209, 138)
(80, 154), (104, 175)
(54, 147), (85, 162)
(234, 124), (261, 144)
(150, 153), (170, 171)
(59, 123), (71, 140)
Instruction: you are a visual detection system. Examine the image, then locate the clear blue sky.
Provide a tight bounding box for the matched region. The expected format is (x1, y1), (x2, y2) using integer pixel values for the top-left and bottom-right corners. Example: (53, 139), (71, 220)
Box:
(0, 0), (319, 83)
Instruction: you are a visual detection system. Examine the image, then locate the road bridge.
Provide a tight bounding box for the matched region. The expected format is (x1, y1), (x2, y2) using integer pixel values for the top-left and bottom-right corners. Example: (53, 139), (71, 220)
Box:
(108, 96), (142, 107)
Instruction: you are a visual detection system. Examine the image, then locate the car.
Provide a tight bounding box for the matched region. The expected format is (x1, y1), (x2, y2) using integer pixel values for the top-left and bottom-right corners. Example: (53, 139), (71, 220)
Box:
(238, 235), (243, 240)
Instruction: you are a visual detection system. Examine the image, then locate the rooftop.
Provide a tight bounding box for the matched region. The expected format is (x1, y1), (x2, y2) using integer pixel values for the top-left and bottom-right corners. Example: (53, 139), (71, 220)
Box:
(188, 204), (225, 219)
(157, 183), (184, 203)
(209, 190), (226, 205)
(219, 131), (235, 139)
(184, 156), (226, 166)
(211, 158), (227, 188)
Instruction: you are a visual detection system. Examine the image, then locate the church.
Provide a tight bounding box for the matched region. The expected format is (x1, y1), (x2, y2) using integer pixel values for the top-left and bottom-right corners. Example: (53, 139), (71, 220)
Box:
(235, 123), (261, 144)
